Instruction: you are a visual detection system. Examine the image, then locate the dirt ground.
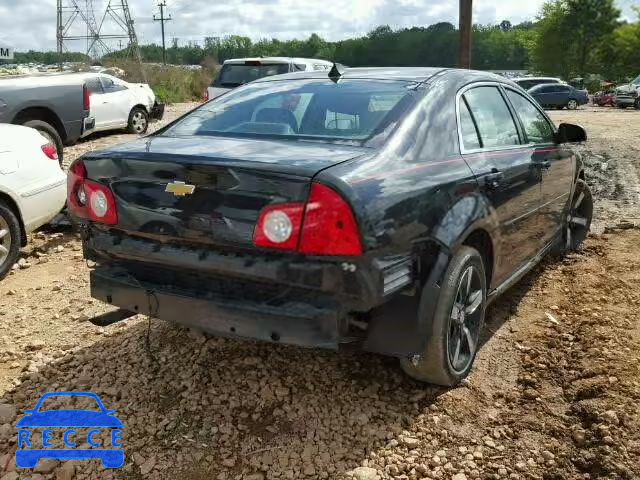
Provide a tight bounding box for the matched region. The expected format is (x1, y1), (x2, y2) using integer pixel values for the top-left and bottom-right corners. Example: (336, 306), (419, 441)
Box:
(0, 105), (638, 480)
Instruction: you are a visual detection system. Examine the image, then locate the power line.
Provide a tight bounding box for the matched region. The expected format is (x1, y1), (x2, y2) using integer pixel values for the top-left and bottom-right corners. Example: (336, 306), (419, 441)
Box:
(153, 1), (172, 65)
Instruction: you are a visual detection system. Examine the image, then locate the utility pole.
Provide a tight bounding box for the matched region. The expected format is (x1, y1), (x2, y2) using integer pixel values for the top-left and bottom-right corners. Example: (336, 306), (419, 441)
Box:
(153, 1), (172, 65)
(459, 0), (473, 69)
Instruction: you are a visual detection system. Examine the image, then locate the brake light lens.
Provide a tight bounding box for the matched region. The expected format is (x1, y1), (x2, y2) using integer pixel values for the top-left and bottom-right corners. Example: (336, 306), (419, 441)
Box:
(41, 143), (58, 161)
(202, 89), (209, 102)
(83, 84), (90, 111)
(253, 183), (362, 256)
(299, 183), (362, 256)
(67, 159), (118, 225)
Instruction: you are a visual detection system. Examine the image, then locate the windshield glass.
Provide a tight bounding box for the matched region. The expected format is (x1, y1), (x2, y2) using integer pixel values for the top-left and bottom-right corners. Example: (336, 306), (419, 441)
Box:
(165, 79), (418, 145)
(633, 75), (640, 85)
(214, 63), (290, 87)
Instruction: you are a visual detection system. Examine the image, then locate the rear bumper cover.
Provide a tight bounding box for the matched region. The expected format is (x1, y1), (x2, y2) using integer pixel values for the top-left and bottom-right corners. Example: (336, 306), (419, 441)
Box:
(91, 266), (344, 349)
(150, 102), (165, 121)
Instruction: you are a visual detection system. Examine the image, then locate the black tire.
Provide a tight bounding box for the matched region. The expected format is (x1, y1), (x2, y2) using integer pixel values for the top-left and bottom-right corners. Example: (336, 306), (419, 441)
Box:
(19, 119), (64, 166)
(0, 201), (22, 281)
(563, 179), (593, 252)
(634, 98), (640, 110)
(618, 104), (627, 109)
(400, 246), (487, 386)
(127, 107), (149, 134)
(566, 99), (578, 110)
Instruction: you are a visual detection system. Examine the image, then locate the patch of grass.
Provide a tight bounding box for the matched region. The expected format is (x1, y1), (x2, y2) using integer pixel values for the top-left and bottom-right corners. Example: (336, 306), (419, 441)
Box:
(105, 60), (216, 104)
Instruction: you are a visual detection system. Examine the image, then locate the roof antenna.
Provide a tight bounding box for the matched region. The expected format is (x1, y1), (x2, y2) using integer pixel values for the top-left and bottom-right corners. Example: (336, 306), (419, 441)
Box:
(329, 63), (346, 83)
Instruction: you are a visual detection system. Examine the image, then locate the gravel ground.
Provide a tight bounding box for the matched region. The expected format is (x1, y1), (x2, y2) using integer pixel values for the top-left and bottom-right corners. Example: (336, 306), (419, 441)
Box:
(0, 105), (638, 480)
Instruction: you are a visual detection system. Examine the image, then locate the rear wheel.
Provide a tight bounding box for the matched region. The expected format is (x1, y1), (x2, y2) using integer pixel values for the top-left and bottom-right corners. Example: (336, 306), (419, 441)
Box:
(127, 107), (149, 134)
(0, 201), (22, 281)
(564, 179), (593, 252)
(19, 119), (64, 166)
(400, 247), (486, 386)
(635, 98), (640, 110)
(567, 99), (578, 110)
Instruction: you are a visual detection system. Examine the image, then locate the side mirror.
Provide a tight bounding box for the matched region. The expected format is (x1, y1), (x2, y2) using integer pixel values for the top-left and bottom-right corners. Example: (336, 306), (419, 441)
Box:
(557, 123), (587, 144)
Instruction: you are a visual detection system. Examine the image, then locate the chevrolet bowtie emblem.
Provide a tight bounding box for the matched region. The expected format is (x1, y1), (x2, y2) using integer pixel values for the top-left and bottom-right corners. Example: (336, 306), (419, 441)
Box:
(165, 181), (196, 197)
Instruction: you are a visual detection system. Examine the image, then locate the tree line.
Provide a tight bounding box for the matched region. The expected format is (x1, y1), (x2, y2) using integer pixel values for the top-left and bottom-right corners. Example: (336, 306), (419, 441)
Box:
(8, 0), (640, 84)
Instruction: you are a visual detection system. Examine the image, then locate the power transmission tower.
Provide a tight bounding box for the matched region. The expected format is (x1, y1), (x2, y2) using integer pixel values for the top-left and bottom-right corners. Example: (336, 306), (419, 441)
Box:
(459, 0), (473, 68)
(153, 1), (172, 65)
(56, 0), (143, 66)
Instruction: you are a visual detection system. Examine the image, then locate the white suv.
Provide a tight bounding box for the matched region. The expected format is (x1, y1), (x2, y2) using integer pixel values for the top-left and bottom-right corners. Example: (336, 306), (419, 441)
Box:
(205, 57), (333, 101)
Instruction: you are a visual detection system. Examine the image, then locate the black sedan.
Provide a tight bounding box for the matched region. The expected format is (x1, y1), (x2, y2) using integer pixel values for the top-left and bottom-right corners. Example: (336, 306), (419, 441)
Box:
(68, 67), (592, 386)
(528, 83), (590, 110)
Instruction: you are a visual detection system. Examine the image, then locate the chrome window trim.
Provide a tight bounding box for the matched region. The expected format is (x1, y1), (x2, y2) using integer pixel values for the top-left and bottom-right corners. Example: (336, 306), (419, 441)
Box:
(455, 81), (525, 155)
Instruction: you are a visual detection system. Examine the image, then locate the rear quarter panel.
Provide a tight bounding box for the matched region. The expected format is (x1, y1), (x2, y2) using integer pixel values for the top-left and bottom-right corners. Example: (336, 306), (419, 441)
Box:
(318, 72), (499, 272)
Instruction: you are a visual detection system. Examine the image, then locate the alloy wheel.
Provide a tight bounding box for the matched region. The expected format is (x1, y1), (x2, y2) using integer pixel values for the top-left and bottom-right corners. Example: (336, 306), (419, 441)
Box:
(447, 265), (483, 373)
(566, 185), (590, 250)
(0, 216), (12, 267)
(131, 112), (147, 133)
(567, 99), (578, 110)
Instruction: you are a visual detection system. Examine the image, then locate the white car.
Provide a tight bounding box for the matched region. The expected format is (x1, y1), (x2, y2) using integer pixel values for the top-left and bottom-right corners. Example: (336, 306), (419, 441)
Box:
(73, 73), (164, 136)
(206, 57), (333, 101)
(0, 124), (67, 279)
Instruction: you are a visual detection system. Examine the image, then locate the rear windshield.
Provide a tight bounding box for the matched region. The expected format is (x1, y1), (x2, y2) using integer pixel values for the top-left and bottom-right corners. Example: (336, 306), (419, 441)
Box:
(213, 63), (290, 88)
(165, 79), (418, 146)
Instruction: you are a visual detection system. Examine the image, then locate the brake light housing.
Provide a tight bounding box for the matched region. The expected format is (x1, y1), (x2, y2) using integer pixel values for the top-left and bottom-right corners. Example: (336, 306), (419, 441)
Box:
(41, 143), (58, 161)
(253, 183), (362, 256)
(67, 159), (118, 225)
(83, 84), (90, 111)
(202, 89), (209, 102)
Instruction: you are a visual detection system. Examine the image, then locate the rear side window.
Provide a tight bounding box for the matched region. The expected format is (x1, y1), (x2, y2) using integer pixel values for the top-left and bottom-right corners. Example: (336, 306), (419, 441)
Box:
(85, 77), (103, 95)
(506, 90), (555, 144)
(459, 100), (481, 150)
(461, 86), (520, 150)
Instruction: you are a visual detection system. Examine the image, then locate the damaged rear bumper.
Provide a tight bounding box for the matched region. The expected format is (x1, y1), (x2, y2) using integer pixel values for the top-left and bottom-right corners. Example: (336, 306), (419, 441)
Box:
(91, 266), (345, 349)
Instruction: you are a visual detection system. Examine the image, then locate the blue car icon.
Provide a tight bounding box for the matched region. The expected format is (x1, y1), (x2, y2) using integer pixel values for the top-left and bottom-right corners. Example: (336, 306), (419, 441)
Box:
(15, 391), (123, 469)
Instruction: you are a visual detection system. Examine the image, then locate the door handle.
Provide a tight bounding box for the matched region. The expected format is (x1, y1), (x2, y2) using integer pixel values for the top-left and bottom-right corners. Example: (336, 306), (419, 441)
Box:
(484, 169), (503, 189)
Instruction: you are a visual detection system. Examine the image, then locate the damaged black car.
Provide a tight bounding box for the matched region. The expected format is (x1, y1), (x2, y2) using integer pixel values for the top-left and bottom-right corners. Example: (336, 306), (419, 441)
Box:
(68, 66), (593, 385)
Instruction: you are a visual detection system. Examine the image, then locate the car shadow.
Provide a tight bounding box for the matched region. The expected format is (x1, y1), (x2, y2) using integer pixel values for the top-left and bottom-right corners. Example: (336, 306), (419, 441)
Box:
(0, 257), (554, 478)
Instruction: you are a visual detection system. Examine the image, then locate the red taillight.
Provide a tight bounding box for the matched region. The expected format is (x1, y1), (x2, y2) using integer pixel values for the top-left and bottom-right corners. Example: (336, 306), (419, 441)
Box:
(203, 89), (209, 102)
(67, 159), (118, 225)
(299, 183), (362, 256)
(41, 143), (58, 161)
(83, 84), (90, 111)
(253, 183), (362, 256)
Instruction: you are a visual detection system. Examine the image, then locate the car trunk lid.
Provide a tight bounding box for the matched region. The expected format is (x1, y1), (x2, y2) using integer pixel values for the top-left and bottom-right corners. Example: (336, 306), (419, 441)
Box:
(82, 135), (368, 249)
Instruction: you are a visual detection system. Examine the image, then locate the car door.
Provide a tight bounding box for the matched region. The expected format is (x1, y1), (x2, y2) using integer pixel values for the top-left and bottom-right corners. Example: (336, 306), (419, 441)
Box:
(85, 77), (110, 130)
(98, 76), (131, 128)
(532, 85), (554, 107)
(458, 84), (544, 284)
(553, 85), (571, 107)
(504, 88), (574, 245)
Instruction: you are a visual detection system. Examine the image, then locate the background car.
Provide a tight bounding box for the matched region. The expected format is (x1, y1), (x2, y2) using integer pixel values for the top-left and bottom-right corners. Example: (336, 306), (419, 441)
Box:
(513, 76), (564, 90)
(528, 83), (589, 110)
(0, 73), (95, 165)
(593, 90), (615, 106)
(70, 67), (592, 387)
(205, 57), (333, 100)
(614, 75), (640, 109)
(75, 73), (164, 136)
(0, 124), (67, 279)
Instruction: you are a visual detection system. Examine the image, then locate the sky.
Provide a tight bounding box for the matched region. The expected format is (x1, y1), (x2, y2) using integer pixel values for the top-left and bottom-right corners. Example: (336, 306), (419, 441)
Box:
(0, 0), (637, 52)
